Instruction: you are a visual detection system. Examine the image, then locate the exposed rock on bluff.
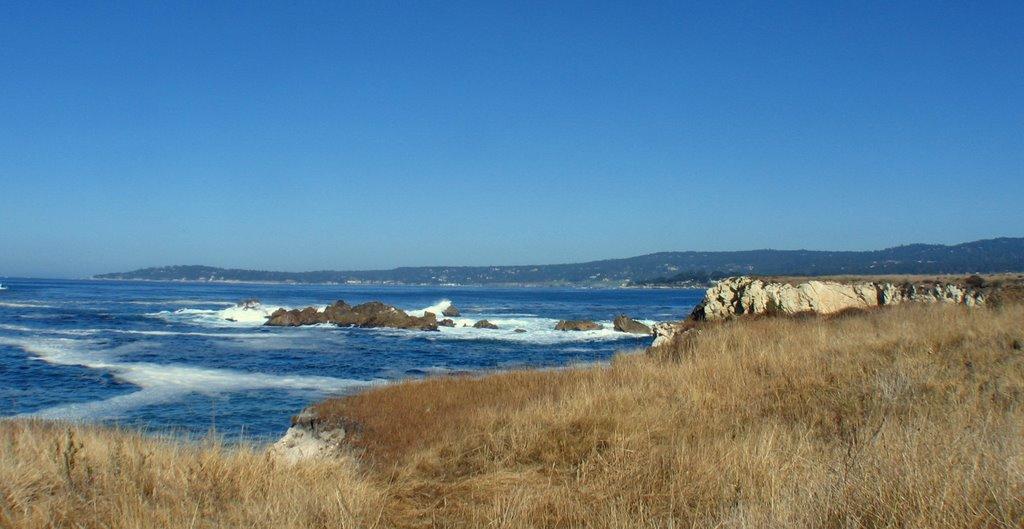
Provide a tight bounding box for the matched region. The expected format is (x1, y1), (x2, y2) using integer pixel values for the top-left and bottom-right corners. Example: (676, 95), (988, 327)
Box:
(692, 276), (985, 321)
(269, 408), (352, 463)
(651, 276), (990, 347)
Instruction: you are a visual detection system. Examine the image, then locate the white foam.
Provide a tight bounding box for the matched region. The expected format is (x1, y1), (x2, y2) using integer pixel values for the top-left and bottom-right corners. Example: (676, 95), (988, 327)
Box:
(148, 302), (286, 327)
(0, 323), (284, 340)
(406, 299), (453, 318)
(376, 316), (653, 345)
(121, 299), (237, 307)
(0, 336), (375, 420)
(0, 301), (55, 309)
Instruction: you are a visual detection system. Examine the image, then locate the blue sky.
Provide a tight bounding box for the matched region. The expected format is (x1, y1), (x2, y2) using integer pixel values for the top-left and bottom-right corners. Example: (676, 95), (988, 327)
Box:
(1, 1), (1022, 277)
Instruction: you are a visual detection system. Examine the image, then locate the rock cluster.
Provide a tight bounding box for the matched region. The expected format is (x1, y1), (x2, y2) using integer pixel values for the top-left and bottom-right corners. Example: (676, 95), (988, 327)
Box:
(691, 276), (986, 321)
(613, 315), (652, 334)
(266, 300), (439, 331)
(555, 320), (603, 331)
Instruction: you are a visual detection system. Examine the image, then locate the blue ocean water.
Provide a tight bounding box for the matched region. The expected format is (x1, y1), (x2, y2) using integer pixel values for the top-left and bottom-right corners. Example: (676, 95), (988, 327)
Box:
(0, 278), (702, 440)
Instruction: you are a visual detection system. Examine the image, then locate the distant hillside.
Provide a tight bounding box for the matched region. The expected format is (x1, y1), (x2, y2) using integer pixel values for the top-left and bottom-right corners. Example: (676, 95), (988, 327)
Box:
(95, 237), (1024, 286)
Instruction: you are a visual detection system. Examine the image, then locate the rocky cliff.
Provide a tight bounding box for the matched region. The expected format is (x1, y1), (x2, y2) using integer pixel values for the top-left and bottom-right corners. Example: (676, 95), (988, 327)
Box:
(692, 276), (985, 321)
(652, 276), (993, 347)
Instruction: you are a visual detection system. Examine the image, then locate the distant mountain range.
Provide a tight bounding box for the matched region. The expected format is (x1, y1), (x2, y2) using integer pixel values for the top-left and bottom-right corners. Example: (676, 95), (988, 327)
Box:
(95, 237), (1024, 287)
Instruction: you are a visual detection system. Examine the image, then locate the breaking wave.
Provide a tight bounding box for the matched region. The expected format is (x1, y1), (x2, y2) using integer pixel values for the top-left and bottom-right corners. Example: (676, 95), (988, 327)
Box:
(0, 336), (374, 420)
(406, 299), (453, 317)
(148, 303), (287, 327)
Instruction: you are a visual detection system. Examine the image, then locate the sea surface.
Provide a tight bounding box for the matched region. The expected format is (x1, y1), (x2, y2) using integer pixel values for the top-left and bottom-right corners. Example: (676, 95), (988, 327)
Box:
(0, 278), (702, 440)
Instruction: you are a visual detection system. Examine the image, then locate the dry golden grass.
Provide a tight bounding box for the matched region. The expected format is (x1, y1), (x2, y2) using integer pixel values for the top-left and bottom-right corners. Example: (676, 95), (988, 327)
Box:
(4, 302), (1024, 528)
(0, 421), (387, 529)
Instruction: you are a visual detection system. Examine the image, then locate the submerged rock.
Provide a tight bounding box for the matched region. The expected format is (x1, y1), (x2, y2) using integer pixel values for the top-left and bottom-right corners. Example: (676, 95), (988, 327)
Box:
(473, 320), (499, 329)
(555, 320), (603, 331)
(513, 328), (527, 333)
(613, 315), (652, 334)
(237, 298), (262, 310)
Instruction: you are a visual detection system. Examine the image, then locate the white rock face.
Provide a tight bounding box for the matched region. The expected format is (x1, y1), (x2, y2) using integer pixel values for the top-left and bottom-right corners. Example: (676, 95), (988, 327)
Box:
(651, 322), (682, 348)
(692, 276), (985, 321)
(268, 410), (349, 463)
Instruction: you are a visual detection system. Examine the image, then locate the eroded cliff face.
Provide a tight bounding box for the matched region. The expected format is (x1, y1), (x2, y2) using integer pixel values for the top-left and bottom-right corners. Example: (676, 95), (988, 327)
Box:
(269, 409), (351, 463)
(692, 276), (985, 321)
(651, 276), (988, 347)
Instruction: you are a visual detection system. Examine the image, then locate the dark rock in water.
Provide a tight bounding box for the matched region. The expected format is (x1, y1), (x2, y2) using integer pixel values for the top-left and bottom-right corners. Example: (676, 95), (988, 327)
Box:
(237, 298), (262, 309)
(613, 315), (652, 335)
(442, 304), (461, 317)
(266, 300), (438, 330)
(322, 300), (352, 321)
(555, 320), (603, 331)
(513, 328), (527, 333)
(267, 308), (302, 326)
(473, 319), (499, 329)
(438, 318), (456, 327)
(298, 306), (323, 325)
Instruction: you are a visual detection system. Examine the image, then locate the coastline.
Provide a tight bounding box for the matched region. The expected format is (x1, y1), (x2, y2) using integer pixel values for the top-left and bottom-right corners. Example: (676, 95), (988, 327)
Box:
(6, 297), (1022, 528)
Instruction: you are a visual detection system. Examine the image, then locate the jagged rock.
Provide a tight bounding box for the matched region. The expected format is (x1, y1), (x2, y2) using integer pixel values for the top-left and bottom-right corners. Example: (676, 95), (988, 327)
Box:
(322, 300), (352, 321)
(237, 298), (262, 309)
(267, 308), (302, 326)
(438, 318), (456, 327)
(613, 315), (652, 334)
(442, 304), (460, 317)
(555, 320), (603, 331)
(473, 320), (499, 329)
(266, 300), (438, 330)
(651, 321), (698, 348)
(268, 408), (349, 463)
(690, 276), (987, 321)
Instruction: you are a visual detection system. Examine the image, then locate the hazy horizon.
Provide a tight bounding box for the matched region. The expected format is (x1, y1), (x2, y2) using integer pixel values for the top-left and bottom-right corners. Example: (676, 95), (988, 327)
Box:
(2, 2), (1022, 278)
(1, 235), (1016, 280)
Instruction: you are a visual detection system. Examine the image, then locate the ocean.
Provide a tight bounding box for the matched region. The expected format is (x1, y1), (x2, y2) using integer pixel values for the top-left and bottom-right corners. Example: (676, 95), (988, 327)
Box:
(0, 278), (702, 440)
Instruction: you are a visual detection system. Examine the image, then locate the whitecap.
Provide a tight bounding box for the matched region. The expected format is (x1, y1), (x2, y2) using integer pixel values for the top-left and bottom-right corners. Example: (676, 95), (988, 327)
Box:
(148, 303), (286, 327)
(120, 299), (237, 307)
(406, 299), (453, 318)
(0, 301), (55, 309)
(0, 336), (375, 421)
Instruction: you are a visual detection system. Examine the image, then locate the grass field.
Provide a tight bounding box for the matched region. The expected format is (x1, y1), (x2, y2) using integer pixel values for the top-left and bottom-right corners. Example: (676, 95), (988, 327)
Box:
(3, 301), (1022, 528)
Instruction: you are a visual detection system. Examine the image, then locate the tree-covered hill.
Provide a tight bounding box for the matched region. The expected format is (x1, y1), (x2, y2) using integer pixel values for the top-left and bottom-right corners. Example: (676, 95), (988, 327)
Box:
(95, 237), (1024, 286)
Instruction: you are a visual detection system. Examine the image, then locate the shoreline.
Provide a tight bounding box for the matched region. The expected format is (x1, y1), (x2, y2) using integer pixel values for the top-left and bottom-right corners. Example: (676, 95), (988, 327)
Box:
(6, 299), (1021, 527)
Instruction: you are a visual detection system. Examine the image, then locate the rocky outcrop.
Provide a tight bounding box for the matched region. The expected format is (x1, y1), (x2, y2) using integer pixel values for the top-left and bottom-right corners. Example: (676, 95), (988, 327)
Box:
(473, 320), (499, 329)
(555, 320), (603, 331)
(237, 298), (262, 310)
(269, 408), (352, 463)
(613, 315), (652, 334)
(442, 304), (461, 317)
(690, 276), (987, 322)
(266, 300), (439, 331)
(651, 321), (698, 348)
(438, 318), (456, 327)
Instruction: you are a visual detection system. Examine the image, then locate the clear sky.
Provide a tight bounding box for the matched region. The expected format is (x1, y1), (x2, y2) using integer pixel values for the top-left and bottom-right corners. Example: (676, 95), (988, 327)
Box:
(1, 1), (1022, 278)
